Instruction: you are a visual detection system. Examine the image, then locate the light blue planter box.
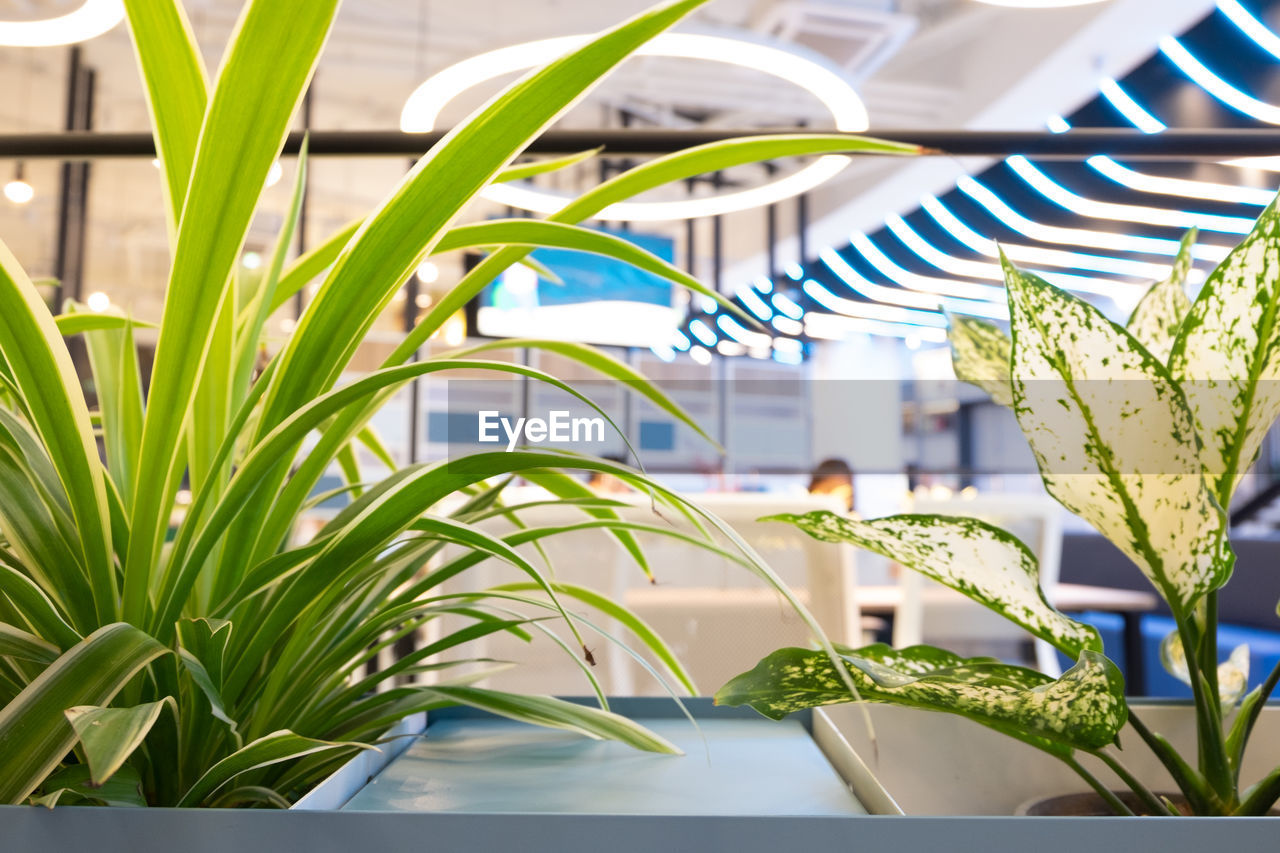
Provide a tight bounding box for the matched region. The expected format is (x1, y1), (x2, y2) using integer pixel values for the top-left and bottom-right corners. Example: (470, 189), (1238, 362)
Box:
(3, 698), (1278, 852)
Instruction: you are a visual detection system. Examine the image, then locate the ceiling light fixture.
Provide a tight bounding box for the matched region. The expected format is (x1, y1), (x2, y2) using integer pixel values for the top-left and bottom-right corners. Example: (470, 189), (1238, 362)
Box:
(4, 162), (33, 204)
(401, 32), (868, 221)
(0, 0), (125, 47)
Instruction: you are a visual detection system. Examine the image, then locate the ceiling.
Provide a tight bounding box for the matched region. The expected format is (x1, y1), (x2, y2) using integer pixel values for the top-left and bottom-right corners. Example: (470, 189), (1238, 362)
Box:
(0, 0), (1224, 348)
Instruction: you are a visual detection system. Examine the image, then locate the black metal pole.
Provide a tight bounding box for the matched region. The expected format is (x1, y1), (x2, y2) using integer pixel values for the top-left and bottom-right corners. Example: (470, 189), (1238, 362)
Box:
(52, 47), (94, 307)
(11, 128), (1280, 159)
(797, 193), (809, 268)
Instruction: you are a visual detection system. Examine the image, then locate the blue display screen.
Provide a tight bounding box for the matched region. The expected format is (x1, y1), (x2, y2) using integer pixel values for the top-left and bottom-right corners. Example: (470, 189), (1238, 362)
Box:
(474, 225), (680, 347)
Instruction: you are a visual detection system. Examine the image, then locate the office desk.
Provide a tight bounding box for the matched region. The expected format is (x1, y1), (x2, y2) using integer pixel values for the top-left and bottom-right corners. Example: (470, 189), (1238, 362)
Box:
(855, 583), (1160, 695)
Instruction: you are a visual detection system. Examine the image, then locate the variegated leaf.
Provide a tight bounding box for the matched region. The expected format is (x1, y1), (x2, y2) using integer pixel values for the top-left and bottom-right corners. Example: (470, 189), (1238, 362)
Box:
(767, 510), (1100, 658)
(1169, 200), (1280, 502)
(715, 644), (1126, 753)
(947, 314), (1013, 407)
(1003, 254), (1231, 613)
(1127, 228), (1196, 365)
(1158, 632), (1250, 708)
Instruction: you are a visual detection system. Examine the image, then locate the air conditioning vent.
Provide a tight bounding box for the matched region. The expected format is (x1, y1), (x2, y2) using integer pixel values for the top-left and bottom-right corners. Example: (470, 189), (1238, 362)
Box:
(754, 1), (917, 80)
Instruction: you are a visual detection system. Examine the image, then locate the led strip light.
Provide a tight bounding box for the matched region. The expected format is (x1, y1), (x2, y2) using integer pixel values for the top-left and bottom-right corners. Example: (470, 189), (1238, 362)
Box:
(917, 193), (1194, 279)
(883, 214), (1150, 305)
(1160, 35), (1280, 125)
(401, 32), (868, 221)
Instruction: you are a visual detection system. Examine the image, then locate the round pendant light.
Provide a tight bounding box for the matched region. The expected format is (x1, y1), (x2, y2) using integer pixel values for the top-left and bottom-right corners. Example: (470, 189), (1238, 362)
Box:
(0, 0), (125, 47)
(400, 32), (869, 221)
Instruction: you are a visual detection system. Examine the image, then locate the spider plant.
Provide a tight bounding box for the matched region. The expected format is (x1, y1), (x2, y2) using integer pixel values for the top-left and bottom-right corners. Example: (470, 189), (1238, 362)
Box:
(719, 215), (1280, 815)
(0, 0), (915, 807)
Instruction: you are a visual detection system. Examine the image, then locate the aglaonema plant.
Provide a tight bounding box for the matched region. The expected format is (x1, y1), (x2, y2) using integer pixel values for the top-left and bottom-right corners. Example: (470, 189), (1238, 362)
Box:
(718, 213), (1280, 815)
(0, 0), (916, 807)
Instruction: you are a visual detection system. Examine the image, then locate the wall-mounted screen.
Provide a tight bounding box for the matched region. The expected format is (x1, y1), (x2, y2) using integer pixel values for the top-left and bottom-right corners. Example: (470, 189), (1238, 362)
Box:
(470, 225), (681, 348)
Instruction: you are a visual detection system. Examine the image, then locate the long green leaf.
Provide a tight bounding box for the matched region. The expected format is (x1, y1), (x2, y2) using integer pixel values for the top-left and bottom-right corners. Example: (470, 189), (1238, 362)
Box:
(32, 764), (146, 808)
(0, 623), (167, 803)
(256, 0), (711, 436)
(121, 0), (209, 239)
(424, 686), (681, 754)
(404, 133), (917, 364)
(79, 309), (145, 507)
(65, 698), (176, 785)
(176, 730), (364, 807)
(0, 622), (58, 663)
(492, 581), (698, 694)
(124, 0), (340, 623)
(53, 313), (156, 336)
(0, 239), (116, 622)
(770, 511), (1101, 658)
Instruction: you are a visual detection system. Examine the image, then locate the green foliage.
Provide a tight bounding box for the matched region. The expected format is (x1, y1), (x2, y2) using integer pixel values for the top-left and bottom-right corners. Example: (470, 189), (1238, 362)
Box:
(722, 221), (1280, 816)
(0, 0), (916, 807)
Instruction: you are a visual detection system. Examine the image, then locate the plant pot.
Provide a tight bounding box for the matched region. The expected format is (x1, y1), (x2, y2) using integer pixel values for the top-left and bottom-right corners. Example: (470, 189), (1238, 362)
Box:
(815, 700), (1280, 816)
(1016, 792), (1190, 816)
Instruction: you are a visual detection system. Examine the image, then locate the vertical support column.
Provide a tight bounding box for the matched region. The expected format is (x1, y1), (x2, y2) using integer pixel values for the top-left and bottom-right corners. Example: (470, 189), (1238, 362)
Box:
(53, 46), (94, 308)
(796, 192), (809, 267)
(404, 156), (422, 468)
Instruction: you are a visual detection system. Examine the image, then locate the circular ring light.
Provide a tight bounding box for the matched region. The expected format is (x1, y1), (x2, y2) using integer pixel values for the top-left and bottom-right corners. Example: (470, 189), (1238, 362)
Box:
(0, 0), (125, 47)
(401, 33), (868, 221)
(974, 0), (1107, 7)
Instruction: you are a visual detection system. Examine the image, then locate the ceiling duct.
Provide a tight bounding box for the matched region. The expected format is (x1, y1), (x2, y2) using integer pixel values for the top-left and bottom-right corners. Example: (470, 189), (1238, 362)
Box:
(753, 0), (918, 81)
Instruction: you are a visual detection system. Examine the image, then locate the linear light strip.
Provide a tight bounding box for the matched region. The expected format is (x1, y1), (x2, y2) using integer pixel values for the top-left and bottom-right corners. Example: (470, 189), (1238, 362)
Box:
(819, 245), (1006, 319)
(848, 233), (1007, 304)
(956, 176), (1231, 261)
(917, 194), (1187, 280)
(1088, 154), (1273, 206)
(735, 286), (774, 321)
(801, 278), (949, 327)
(1038, 116), (1272, 223)
(1159, 35), (1280, 125)
(1217, 0), (1280, 62)
(805, 312), (947, 344)
(1098, 78), (1167, 133)
(884, 214), (1149, 304)
(1007, 155), (1255, 234)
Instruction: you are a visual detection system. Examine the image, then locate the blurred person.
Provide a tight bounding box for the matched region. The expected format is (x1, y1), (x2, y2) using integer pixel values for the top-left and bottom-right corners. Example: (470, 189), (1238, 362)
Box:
(808, 457), (854, 513)
(588, 453), (631, 495)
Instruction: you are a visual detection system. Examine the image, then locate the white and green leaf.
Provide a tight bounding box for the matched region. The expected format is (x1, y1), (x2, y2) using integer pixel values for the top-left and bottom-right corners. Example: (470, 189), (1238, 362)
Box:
(716, 644), (1127, 754)
(1169, 200), (1280, 503)
(947, 313), (1013, 407)
(768, 510), (1100, 658)
(1127, 228), (1195, 365)
(1003, 254), (1231, 613)
(1159, 632), (1251, 709)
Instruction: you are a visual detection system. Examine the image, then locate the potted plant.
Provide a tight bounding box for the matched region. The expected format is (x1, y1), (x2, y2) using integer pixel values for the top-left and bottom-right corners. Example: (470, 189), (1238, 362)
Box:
(0, 0), (914, 815)
(718, 213), (1280, 816)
